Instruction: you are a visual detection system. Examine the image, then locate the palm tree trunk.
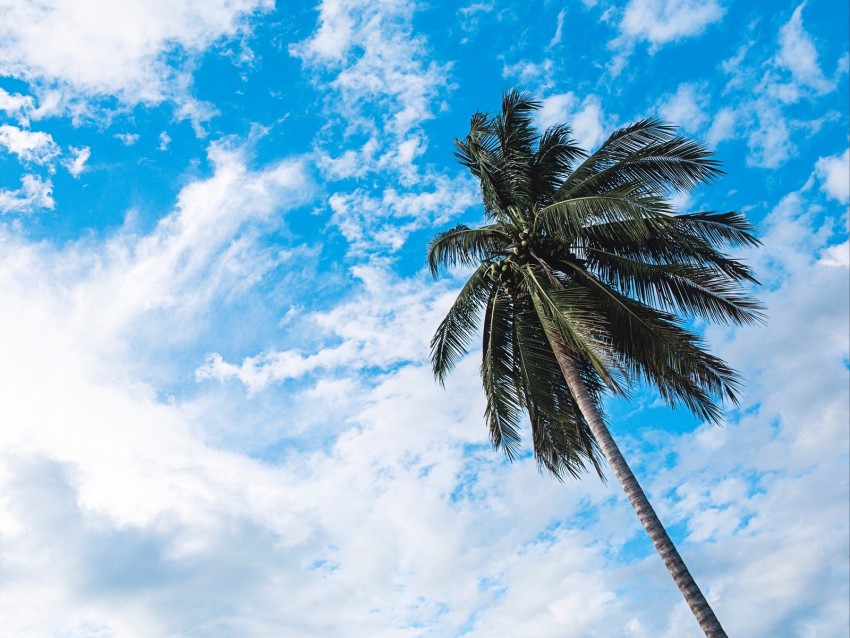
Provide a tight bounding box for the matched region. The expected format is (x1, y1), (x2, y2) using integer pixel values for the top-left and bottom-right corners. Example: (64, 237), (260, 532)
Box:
(551, 347), (728, 637)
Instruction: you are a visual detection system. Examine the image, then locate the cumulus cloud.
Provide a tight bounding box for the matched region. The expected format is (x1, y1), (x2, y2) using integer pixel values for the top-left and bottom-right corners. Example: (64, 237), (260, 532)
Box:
(292, 0), (450, 139)
(502, 58), (555, 88)
(538, 92), (607, 151)
(0, 86), (34, 122)
(158, 131), (171, 151)
(327, 174), (477, 255)
(815, 148), (850, 204)
(706, 107), (736, 147)
(0, 0), (273, 121)
(0, 124), (60, 165)
(113, 132), (140, 146)
(0, 173), (53, 213)
(656, 83), (709, 133)
(63, 145), (90, 177)
(618, 0), (725, 47)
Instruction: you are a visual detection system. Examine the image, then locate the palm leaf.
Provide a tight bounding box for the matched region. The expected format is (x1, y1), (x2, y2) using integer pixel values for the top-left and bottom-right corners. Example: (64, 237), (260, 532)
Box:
(430, 264), (494, 385)
(427, 224), (507, 278)
(561, 119), (722, 199)
(585, 249), (766, 325)
(513, 304), (605, 478)
(481, 287), (523, 459)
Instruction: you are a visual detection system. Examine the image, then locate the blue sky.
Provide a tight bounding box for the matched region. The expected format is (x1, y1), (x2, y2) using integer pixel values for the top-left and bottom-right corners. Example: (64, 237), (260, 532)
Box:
(0, 0), (847, 636)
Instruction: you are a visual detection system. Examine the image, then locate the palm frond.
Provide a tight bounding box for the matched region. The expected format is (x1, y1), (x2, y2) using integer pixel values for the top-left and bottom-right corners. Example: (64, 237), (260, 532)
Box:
(562, 261), (743, 422)
(481, 287), (523, 459)
(524, 266), (624, 392)
(531, 124), (586, 203)
(585, 249), (766, 325)
(454, 113), (510, 216)
(560, 119), (722, 199)
(580, 211), (762, 283)
(427, 223), (508, 278)
(430, 264), (494, 385)
(537, 184), (672, 243)
(673, 211), (762, 247)
(513, 305), (605, 479)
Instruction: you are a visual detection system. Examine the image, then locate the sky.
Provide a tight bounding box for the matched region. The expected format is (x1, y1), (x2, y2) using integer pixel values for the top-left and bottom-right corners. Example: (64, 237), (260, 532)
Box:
(0, 0), (847, 636)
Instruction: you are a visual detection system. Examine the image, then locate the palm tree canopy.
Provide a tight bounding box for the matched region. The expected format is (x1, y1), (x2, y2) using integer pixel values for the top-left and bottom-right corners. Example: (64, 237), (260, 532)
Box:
(429, 89), (764, 480)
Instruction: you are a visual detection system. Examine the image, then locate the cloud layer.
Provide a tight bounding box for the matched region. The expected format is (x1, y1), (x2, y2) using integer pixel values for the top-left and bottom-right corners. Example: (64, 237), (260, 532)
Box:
(0, 0), (847, 635)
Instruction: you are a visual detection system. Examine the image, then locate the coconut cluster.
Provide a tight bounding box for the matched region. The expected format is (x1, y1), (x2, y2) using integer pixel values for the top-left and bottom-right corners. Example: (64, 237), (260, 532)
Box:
(487, 227), (571, 300)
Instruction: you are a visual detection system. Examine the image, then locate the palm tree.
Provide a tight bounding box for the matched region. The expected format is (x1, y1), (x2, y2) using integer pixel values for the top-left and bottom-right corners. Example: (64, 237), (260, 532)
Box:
(427, 89), (763, 638)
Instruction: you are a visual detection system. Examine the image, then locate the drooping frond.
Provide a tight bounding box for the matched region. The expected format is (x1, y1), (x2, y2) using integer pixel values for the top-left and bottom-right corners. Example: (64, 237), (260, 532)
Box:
(672, 211), (762, 248)
(584, 250), (766, 325)
(561, 260), (743, 422)
(427, 223), (507, 278)
(524, 266), (624, 393)
(481, 287), (523, 459)
(579, 211), (762, 284)
(430, 265), (494, 385)
(513, 303), (605, 479)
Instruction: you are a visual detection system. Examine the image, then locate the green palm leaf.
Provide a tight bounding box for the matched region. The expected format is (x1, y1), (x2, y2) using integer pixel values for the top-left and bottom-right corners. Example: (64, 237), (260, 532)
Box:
(430, 264), (493, 385)
(427, 224), (507, 277)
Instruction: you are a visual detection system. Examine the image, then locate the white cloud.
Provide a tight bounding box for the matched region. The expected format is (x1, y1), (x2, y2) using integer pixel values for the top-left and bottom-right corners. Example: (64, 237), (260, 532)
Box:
(0, 0), (273, 121)
(502, 58), (554, 88)
(815, 148), (849, 204)
(657, 83), (708, 133)
(776, 3), (833, 94)
(0, 86), (34, 122)
(618, 0), (725, 47)
(549, 9), (566, 47)
(819, 241), (849, 268)
(706, 107), (736, 147)
(114, 132), (140, 146)
(746, 101), (794, 168)
(326, 174), (476, 256)
(64, 145), (90, 177)
(0, 124), (60, 165)
(196, 345), (355, 395)
(538, 92), (607, 151)
(68, 142), (313, 348)
(607, 0), (725, 77)
(292, 0), (450, 139)
(158, 131), (171, 151)
(458, 1), (495, 40)
(0, 173), (53, 213)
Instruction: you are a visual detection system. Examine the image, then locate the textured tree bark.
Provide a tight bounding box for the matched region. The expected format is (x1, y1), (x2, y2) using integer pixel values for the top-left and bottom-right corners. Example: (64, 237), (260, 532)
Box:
(549, 342), (728, 637)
